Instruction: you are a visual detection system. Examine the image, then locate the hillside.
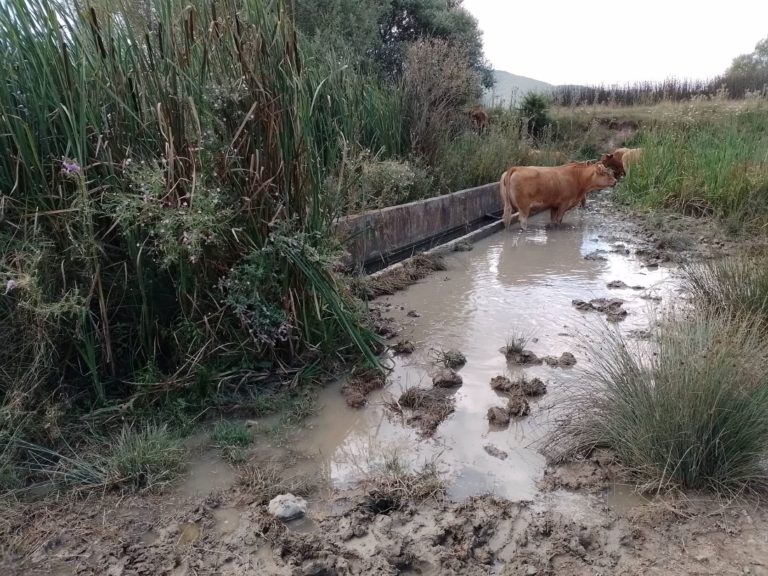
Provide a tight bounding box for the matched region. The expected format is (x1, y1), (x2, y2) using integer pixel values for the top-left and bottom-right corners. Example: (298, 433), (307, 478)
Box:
(484, 70), (553, 107)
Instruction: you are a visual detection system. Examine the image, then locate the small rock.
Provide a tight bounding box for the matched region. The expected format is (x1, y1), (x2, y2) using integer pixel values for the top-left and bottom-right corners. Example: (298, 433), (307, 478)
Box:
(584, 251), (607, 261)
(268, 494), (308, 521)
(487, 406), (511, 427)
(406, 310), (421, 318)
(607, 280), (628, 289)
(392, 340), (415, 355)
(484, 445), (509, 460)
(507, 395), (530, 416)
(433, 369), (463, 388)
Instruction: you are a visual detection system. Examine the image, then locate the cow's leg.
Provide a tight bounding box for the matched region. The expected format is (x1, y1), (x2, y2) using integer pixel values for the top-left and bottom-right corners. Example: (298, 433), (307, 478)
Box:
(503, 201), (513, 229)
(549, 208), (558, 223)
(518, 206), (530, 230)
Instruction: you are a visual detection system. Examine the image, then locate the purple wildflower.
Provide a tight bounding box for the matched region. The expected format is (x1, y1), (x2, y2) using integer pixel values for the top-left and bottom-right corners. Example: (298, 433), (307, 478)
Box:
(61, 159), (81, 175)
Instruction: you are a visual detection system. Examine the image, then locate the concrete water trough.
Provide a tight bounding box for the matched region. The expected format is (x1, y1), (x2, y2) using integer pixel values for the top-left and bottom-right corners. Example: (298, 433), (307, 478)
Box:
(335, 182), (517, 273)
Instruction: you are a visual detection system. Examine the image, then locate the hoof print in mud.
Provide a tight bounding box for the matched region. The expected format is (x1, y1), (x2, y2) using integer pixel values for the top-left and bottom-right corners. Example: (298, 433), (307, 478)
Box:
(392, 340), (415, 355)
(268, 493), (308, 522)
(484, 444), (509, 460)
(543, 352), (577, 368)
(432, 368), (463, 388)
(572, 298), (628, 322)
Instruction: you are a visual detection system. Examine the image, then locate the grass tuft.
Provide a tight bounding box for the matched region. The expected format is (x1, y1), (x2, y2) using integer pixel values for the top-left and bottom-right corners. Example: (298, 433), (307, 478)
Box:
(554, 311), (768, 492)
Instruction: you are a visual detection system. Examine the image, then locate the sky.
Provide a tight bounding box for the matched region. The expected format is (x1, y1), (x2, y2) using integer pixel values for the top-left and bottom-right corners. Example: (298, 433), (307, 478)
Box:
(462, 0), (768, 86)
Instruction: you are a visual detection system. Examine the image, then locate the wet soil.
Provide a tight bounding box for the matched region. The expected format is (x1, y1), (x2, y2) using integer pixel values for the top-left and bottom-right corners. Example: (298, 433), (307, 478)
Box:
(7, 192), (767, 575)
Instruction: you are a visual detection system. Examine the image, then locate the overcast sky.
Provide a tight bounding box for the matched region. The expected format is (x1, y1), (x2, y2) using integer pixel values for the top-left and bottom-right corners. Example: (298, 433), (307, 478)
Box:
(462, 0), (768, 85)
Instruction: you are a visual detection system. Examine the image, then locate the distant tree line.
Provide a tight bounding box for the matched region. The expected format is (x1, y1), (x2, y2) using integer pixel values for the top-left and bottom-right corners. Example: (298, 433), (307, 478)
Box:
(552, 35), (768, 106)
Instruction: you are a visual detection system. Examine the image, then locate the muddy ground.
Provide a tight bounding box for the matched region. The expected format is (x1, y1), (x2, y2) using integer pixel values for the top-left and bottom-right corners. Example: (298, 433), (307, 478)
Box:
(4, 194), (768, 576)
(5, 452), (768, 576)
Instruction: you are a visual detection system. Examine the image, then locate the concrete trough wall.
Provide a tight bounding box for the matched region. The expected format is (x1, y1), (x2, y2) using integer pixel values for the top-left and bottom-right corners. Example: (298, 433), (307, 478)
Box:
(335, 182), (500, 268)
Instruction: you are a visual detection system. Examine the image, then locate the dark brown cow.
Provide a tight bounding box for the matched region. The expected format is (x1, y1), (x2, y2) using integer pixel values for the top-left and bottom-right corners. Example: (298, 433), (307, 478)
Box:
(499, 163), (617, 230)
(469, 106), (489, 135)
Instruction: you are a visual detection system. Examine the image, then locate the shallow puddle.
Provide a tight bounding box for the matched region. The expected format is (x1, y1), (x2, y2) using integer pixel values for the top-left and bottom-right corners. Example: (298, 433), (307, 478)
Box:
(177, 452), (237, 498)
(290, 207), (677, 502)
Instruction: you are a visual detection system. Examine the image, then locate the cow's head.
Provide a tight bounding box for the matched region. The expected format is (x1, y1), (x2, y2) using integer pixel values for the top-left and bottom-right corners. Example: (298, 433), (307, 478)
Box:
(599, 152), (624, 177)
(592, 162), (618, 188)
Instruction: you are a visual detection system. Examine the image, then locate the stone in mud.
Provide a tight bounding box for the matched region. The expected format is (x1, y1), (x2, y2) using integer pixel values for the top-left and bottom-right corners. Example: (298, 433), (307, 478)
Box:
(507, 395), (530, 416)
(484, 445), (509, 460)
(520, 377), (547, 397)
(607, 279), (645, 290)
(490, 375), (515, 392)
(487, 406), (510, 426)
(268, 494), (308, 522)
(433, 369), (463, 388)
(406, 310), (421, 318)
(392, 340), (415, 355)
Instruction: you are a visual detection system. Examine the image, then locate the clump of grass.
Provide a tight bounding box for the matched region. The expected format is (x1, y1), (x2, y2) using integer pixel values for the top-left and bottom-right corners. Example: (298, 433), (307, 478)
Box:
(683, 256), (768, 324)
(554, 311), (768, 492)
(502, 330), (534, 356)
(212, 421), (252, 448)
(105, 424), (186, 491)
(356, 254), (446, 299)
(360, 453), (445, 512)
(238, 462), (316, 504)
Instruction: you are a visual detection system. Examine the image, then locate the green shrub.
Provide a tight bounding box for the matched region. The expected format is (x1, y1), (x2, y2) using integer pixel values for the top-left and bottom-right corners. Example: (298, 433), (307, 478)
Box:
(521, 93), (553, 139)
(557, 312), (768, 491)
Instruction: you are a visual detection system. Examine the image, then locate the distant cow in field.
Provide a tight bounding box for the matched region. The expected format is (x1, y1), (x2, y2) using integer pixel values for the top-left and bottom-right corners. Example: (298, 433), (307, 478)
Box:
(600, 147), (644, 178)
(499, 162), (617, 230)
(469, 106), (489, 134)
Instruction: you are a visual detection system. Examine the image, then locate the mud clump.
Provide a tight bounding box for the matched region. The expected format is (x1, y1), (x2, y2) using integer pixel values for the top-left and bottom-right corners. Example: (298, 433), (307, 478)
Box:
(572, 298), (628, 322)
(501, 348), (543, 365)
(607, 279), (644, 290)
(433, 348), (467, 369)
(453, 240), (474, 252)
(520, 377), (548, 396)
(507, 395), (531, 416)
(392, 340), (415, 355)
(488, 394), (530, 426)
(368, 307), (399, 340)
(396, 387), (455, 436)
(491, 374), (548, 397)
(544, 352), (577, 368)
(484, 445), (509, 460)
(584, 250), (608, 261)
(406, 310), (421, 318)
(487, 406), (511, 427)
(342, 368), (386, 408)
(490, 375), (514, 392)
(432, 368), (463, 388)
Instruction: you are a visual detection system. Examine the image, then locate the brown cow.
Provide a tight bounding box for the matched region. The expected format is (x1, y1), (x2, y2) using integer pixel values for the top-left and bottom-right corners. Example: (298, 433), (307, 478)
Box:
(500, 163), (617, 230)
(469, 106), (489, 135)
(600, 147), (643, 178)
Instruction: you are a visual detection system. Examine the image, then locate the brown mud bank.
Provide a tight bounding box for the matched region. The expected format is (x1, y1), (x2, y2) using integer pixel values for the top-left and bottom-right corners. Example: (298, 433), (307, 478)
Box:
(6, 459), (768, 576)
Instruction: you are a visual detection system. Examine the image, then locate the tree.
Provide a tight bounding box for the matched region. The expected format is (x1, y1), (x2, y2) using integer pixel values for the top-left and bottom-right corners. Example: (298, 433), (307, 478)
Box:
(520, 93), (551, 139)
(726, 36), (768, 76)
(293, 0), (493, 88)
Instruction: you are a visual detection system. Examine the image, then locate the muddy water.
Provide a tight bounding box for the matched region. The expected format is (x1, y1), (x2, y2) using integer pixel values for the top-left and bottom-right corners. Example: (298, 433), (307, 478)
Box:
(288, 207), (677, 503)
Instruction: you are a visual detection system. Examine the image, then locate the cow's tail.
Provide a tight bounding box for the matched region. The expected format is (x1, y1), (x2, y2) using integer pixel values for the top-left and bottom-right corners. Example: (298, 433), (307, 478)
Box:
(499, 167), (519, 229)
